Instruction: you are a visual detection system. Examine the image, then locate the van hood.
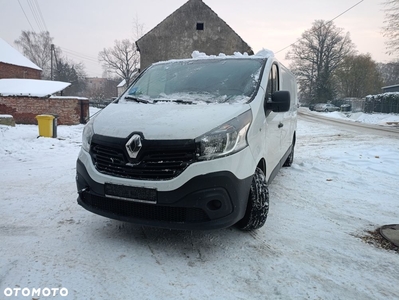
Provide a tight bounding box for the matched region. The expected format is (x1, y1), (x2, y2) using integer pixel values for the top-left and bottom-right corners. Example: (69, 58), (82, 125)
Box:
(92, 102), (251, 140)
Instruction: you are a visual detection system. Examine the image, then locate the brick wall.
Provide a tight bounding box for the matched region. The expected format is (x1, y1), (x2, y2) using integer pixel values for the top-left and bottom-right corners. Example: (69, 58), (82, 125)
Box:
(0, 62), (41, 79)
(0, 96), (89, 125)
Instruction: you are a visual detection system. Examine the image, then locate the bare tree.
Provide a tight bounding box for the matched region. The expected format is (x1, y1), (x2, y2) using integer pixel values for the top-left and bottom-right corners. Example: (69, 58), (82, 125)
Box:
(383, 0), (399, 57)
(98, 17), (144, 87)
(14, 31), (60, 79)
(98, 39), (139, 87)
(132, 15), (144, 44)
(378, 60), (399, 85)
(286, 20), (355, 103)
(335, 54), (383, 98)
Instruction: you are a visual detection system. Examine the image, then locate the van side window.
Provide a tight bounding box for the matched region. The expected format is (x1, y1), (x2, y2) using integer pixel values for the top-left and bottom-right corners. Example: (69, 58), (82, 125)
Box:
(266, 64), (279, 101)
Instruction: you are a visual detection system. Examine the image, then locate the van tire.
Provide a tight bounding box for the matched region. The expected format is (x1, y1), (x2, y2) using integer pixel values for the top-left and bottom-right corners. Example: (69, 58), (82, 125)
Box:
(283, 147), (294, 167)
(236, 168), (269, 231)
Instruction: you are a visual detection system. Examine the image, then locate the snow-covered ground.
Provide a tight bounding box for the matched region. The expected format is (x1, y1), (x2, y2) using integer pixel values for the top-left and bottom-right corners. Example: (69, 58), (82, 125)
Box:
(307, 108), (399, 127)
(0, 109), (398, 299)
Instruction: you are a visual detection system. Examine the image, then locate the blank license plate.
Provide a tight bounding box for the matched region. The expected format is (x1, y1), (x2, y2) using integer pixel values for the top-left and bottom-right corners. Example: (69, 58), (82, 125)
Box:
(104, 183), (157, 204)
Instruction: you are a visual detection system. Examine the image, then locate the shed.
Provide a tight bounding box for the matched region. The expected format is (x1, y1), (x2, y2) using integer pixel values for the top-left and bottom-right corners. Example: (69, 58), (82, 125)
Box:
(0, 79), (89, 125)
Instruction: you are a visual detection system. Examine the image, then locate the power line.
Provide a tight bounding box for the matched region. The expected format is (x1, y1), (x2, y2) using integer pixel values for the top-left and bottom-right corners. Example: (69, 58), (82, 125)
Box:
(27, 0), (44, 32)
(17, 0), (35, 32)
(17, 0), (48, 33)
(329, 0), (364, 23)
(16, 1), (100, 76)
(60, 47), (99, 63)
(30, 0), (46, 31)
(275, 0), (364, 54)
(34, 0), (48, 31)
(61, 50), (102, 70)
(53, 46), (103, 77)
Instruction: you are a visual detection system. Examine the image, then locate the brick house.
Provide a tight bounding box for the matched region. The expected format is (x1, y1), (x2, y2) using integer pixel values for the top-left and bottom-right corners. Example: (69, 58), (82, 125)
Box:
(136, 0), (253, 70)
(0, 38), (89, 125)
(0, 37), (42, 79)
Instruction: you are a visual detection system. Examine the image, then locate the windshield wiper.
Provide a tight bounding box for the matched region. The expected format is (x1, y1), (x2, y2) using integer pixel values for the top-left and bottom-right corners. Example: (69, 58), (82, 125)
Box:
(124, 95), (152, 104)
(153, 99), (195, 105)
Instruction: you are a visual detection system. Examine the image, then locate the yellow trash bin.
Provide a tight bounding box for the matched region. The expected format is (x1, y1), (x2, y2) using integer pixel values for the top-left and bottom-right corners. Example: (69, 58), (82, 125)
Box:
(35, 114), (55, 138)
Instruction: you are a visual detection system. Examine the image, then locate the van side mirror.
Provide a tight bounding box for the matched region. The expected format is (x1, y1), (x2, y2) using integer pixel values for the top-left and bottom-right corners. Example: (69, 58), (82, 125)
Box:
(265, 91), (291, 112)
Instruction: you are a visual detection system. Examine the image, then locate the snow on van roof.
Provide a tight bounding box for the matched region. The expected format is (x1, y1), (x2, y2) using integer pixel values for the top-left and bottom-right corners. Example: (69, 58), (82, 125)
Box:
(255, 48), (275, 58)
(0, 37), (42, 71)
(0, 79), (70, 97)
(191, 49), (274, 59)
(153, 49), (274, 66)
(191, 50), (251, 59)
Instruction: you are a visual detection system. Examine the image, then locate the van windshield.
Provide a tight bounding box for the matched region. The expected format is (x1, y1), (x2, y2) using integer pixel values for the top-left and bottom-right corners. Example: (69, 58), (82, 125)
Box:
(122, 58), (264, 104)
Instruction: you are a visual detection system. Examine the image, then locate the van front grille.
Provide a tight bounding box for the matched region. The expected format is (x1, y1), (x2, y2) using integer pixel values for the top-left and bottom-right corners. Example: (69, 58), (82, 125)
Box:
(90, 139), (197, 180)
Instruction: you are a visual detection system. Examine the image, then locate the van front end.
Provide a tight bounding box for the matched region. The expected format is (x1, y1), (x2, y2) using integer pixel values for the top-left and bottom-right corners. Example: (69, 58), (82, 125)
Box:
(76, 136), (255, 230)
(75, 52), (296, 231)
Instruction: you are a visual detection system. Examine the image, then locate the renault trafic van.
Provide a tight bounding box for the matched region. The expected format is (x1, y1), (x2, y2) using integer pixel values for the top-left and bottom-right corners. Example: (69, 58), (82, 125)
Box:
(76, 50), (297, 231)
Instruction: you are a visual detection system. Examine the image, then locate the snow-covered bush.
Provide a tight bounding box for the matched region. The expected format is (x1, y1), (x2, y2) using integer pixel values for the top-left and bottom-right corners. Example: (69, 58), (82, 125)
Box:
(365, 92), (399, 113)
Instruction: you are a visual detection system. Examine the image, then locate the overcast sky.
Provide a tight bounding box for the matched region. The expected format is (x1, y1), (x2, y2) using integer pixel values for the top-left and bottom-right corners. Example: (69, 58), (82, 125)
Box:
(0, 0), (392, 77)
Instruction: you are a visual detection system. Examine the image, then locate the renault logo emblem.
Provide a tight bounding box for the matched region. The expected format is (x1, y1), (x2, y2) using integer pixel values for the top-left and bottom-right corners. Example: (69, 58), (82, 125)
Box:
(126, 134), (142, 159)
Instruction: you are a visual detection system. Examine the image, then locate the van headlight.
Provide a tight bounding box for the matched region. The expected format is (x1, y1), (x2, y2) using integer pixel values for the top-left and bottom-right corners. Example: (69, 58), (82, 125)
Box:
(82, 120), (94, 152)
(196, 110), (252, 160)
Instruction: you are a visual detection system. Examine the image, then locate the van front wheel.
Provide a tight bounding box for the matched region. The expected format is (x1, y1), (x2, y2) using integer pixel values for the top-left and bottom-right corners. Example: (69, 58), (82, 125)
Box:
(236, 168), (269, 231)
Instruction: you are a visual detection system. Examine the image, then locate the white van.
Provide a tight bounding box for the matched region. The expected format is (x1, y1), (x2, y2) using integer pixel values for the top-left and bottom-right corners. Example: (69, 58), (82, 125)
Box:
(76, 50), (297, 231)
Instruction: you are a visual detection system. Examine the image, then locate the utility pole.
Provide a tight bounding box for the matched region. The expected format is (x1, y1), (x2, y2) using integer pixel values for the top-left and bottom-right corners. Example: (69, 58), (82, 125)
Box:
(51, 44), (54, 80)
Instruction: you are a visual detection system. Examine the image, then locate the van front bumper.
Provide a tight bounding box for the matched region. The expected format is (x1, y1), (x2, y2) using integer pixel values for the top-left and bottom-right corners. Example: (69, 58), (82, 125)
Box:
(76, 159), (252, 230)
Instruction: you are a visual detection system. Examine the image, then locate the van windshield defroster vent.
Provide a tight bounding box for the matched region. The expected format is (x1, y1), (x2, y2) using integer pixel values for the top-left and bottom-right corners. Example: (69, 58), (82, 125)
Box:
(90, 136), (197, 180)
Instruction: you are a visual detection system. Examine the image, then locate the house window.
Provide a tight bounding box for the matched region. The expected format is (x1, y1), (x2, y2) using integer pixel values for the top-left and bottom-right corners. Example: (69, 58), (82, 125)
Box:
(196, 22), (204, 30)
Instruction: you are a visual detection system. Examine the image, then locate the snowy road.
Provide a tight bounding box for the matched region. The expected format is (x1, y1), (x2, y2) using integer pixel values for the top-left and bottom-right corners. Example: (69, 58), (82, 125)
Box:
(299, 108), (399, 136)
(1, 114), (399, 300)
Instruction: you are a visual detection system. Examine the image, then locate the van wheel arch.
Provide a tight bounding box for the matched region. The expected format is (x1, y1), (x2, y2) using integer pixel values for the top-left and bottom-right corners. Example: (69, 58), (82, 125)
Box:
(257, 159), (266, 179)
(283, 132), (296, 167)
(292, 131), (296, 146)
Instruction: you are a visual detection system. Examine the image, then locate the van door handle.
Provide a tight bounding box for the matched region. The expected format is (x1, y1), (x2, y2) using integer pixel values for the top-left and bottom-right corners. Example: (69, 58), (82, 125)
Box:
(278, 123), (284, 128)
